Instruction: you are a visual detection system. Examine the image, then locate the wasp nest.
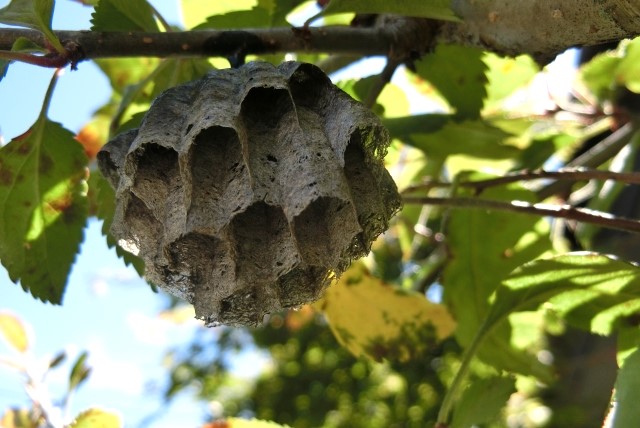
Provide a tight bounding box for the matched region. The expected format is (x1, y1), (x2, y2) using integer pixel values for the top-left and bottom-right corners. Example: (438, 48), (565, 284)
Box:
(97, 61), (401, 326)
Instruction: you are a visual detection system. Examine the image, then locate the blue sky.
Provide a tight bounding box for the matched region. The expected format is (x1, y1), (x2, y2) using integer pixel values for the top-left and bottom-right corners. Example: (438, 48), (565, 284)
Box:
(0, 1), (244, 427)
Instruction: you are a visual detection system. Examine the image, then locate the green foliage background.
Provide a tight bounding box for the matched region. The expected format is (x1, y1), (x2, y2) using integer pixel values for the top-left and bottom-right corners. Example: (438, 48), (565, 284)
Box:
(2, 1), (640, 427)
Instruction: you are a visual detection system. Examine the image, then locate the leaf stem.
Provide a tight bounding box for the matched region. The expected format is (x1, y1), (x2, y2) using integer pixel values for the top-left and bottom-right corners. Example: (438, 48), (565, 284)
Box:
(403, 196), (640, 234)
(436, 322), (490, 425)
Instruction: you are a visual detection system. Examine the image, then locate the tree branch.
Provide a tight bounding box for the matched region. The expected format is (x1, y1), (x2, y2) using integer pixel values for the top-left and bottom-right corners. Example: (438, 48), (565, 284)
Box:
(403, 196), (640, 234)
(0, 0), (639, 67)
(403, 168), (640, 195)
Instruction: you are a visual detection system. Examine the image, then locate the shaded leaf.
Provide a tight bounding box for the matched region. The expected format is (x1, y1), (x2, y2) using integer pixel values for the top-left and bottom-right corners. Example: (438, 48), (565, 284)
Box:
(69, 408), (121, 428)
(91, 0), (159, 32)
(48, 351), (66, 369)
(408, 119), (520, 160)
(612, 347), (640, 428)
(0, 0), (62, 52)
(0, 119), (88, 303)
(0, 312), (30, 353)
(486, 253), (640, 335)
(0, 59), (10, 83)
(451, 376), (516, 428)
(317, 0), (460, 22)
(69, 351), (91, 391)
(414, 45), (487, 119)
(89, 172), (144, 276)
(318, 263), (456, 362)
(382, 113), (450, 140)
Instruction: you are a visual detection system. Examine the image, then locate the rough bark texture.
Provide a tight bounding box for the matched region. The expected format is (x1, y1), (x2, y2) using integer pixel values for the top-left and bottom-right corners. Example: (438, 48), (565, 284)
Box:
(444, 0), (640, 63)
(97, 61), (401, 326)
(1, 1), (638, 66)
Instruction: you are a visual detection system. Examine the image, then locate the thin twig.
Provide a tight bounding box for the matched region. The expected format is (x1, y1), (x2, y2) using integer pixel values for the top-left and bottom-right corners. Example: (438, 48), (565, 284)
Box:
(403, 168), (640, 195)
(147, 3), (173, 33)
(363, 58), (400, 109)
(403, 196), (640, 234)
(537, 122), (637, 199)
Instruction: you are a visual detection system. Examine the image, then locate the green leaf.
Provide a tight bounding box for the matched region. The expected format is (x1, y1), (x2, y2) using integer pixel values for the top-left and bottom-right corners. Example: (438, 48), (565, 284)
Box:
(0, 312), (30, 353)
(90, 172), (144, 276)
(195, 5), (272, 29)
(611, 347), (640, 428)
(581, 53), (620, 102)
(408, 119), (520, 160)
(615, 37), (640, 93)
(382, 113), (450, 140)
(0, 0), (63, 52)
(91, 0), (159, 32)
(442, 183), (552, 377)
(0, 120), (88, 303)
(483, 53), (539, 110)
(319, 263), (456, 362)
(69, 408), (121, 428)
(451, 376), (516, 428)
(486, 254), (640, 335)
(69, 351), (91, 391)
(414, 45), (488, 119)
(317, 0), (460, 22)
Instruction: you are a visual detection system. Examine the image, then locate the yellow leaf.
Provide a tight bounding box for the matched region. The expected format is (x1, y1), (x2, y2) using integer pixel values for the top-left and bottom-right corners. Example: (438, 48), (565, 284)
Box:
(0, 312), (30, 353)
(69, 408), (122, 428)
(318, 263), (456, 362)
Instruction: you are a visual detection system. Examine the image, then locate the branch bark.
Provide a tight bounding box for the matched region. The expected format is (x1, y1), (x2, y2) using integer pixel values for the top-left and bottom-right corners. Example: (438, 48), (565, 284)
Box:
(0, 0), (638, 65)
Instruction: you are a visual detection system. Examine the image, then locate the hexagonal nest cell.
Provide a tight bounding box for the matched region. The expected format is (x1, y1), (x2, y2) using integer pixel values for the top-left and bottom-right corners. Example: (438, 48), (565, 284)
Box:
(97, 61), (401, 326)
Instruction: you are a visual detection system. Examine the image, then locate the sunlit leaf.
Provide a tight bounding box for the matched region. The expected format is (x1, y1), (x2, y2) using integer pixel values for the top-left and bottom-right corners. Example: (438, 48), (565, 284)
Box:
(581, 53), (619, 101)
(316, 0), (460, 22)
(180, 0), (255, 29)
(414, 45), (487, 119)
(224, 417), (291, 428)
(68, 408), (122, 428)
(451, 376), (516, 428)
(442, 182), (553, 377)
(615, 37), (640, 93)
(338, 77), (409, 118)
(0, 0), (62, 52)
(408, 119), (520, 160)
(91, 0), (159, 32)
(0, 312), (30, 353)
(486, 253), (640, 335)
(318, 263), (456, 362)
(0, 117), (88, 303)
(611, 347), (640, 428)
(483, 53), (539, 111)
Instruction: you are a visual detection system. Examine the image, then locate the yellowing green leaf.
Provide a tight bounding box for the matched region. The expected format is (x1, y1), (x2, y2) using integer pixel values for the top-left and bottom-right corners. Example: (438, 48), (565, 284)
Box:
(91, 0), (159, 32)
(483, 53), (538, 111)
(225, 417), (291, 428)
(0, 0), (62, 52)
(0, 408), (38, 428)
(181, 0), (256, 29)
(318, 263), (456, 362)
(0, 110), (88, 303)
(317, 0), (460, 22)
(0, 312), (30, 353)
(615, 37), (640, 93)
(69, 408), (122, 428)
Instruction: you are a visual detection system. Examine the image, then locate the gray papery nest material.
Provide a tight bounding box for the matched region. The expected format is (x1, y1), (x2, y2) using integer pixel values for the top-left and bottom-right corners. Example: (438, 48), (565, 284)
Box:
(98, 61), (401, 326)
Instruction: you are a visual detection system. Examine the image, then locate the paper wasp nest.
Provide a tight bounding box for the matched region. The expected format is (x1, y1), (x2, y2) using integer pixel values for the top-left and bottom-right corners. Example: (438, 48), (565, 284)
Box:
(97, 61), (401, 326)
